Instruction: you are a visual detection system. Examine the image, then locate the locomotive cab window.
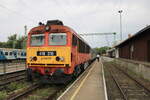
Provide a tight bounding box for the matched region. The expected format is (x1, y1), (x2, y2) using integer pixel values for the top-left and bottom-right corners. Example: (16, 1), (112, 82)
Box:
(30, 34), (45, 46)
(49, 33), (67, 45)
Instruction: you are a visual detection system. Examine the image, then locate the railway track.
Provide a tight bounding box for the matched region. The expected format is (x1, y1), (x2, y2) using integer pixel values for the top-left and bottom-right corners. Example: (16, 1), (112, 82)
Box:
(104, 61), (150, 100)
(5, 59), (96, 100)
(0, 70), (26, 90)
(6, 83), (65, 100)
(7, 83), (40, 100)
(104, 63), (125, 100)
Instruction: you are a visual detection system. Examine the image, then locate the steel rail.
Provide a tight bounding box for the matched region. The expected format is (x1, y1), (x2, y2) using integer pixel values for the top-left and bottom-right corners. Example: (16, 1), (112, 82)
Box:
(0, 76), (26, 87)
(113, 65), (150, 94)
(0, 70), (25, 76)
(107, 66), (128, 100)
(0, 73), (25, 81)
(7, 83), (40, 100)
(45, 87), (64, 100)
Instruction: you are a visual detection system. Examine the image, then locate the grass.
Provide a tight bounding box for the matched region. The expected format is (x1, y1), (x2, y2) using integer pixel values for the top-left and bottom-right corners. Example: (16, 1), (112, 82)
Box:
(0, 91), (7, 100)
(37, 88), (50, 97)
(7, 82), (28, 91)
(24, 86), (57, 100)
(28, 95), (41, 100)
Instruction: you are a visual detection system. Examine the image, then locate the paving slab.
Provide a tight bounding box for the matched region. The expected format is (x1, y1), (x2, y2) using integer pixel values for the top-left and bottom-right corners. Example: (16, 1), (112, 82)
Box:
(58, 60), (106, 100)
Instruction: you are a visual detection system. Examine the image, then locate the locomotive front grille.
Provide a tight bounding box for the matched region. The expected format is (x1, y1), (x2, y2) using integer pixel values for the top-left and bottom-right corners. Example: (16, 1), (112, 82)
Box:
(28, 63), (67, 67)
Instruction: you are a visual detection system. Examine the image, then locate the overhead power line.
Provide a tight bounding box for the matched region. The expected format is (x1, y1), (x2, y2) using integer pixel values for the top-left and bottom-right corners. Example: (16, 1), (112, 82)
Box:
(0, 3), (36, 23)
(79, 32), (117, 46)
(79, 32), (116, 36)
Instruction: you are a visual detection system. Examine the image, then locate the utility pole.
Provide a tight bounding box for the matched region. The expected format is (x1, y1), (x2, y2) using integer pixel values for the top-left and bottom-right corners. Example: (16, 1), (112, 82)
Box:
(23, 25), (27, 49)
(24, 25), (27, 35)
(118, 10), (123, 41)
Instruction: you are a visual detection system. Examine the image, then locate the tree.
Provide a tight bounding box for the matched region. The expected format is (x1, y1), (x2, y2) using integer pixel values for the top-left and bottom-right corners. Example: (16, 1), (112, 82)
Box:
(7, 34), (17, 48)
(0, 34), (27, 49)
(15, 35), (27, 49)
(94, 46), (110, 55)
(0, 42), (7, 48)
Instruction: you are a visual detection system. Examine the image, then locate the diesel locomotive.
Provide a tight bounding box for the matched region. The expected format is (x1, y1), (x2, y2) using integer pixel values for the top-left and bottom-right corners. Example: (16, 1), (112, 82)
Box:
(26, 20), (93, 83)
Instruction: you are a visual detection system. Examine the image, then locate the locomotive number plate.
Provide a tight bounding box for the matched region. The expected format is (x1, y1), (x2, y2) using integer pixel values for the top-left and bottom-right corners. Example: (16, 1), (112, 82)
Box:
(37, 51), (56, 56)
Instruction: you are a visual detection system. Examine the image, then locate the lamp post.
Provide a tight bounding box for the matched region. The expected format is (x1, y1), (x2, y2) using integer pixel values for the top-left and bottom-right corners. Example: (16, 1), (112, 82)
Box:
(23, 25), (27, 49)
(118, 10), (123, 41)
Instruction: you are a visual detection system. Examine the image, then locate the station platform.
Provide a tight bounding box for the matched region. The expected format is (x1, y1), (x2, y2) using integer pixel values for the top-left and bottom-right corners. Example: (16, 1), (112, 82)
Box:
(58, 60), (107, 100)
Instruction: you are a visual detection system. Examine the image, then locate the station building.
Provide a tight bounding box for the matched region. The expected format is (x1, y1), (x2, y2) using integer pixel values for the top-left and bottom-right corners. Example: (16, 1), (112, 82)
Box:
(115, 25), (150, 62)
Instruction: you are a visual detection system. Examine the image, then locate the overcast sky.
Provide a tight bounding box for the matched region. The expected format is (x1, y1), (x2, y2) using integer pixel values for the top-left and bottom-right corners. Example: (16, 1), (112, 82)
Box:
(0, 0), (149, 48)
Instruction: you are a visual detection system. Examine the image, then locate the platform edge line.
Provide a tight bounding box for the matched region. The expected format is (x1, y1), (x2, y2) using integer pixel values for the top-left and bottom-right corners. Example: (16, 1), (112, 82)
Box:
(100, 58), (108, 100)
(70, 62), (96, 100)
(57, 61), (96, 100)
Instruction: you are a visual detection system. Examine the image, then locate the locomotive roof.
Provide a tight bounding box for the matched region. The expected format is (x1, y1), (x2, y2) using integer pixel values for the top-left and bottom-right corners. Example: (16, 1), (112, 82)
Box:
(29, 25), (91, 48)
(65, 26), (91, 47)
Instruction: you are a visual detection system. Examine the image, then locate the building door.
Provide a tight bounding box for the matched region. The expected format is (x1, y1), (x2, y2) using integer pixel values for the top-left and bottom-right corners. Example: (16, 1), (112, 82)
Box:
(130, 44), (134, 59)
(147, 40), (150, 62)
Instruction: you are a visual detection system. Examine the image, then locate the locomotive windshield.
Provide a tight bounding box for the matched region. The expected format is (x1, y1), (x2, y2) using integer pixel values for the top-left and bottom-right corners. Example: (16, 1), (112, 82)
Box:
(30, 34), (45, 46)
(49, 33), (67, 45)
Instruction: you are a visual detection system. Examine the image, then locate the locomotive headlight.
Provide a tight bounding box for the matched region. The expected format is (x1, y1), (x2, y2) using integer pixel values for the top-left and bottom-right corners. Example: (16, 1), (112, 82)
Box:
(33, 56), (37, 61)
(30, 56), (37, 61)
(60, 57), (64, 61)
(56, 56), (64, 61)
(45, 25), (50, 31)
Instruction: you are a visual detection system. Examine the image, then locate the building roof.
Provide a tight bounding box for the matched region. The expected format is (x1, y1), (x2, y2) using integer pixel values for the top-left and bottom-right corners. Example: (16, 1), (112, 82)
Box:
(115, 25), (150, 47)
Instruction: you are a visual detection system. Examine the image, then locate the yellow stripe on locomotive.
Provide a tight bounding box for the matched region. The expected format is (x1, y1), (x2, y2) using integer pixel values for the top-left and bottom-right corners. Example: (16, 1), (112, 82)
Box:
(27, 47), (71, 67)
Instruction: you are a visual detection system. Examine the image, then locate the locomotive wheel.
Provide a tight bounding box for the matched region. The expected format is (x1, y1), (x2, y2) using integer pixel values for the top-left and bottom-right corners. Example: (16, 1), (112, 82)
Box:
(26, 68), (33, 82)
(73, 66), (81, 78)
(80, 64), (85, 72)
(84, 62), (89, 70)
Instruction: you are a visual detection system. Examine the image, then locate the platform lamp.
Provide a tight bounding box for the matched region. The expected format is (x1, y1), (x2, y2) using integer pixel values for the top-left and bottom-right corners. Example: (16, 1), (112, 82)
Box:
(118, 10), (123, 41)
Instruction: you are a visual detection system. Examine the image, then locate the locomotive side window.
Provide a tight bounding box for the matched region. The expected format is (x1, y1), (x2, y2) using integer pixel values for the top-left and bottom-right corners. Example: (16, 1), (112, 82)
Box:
(78, 39), (85, 53)
(85, 45), (90, 53)
(49, 33), (67, 45)
(72, 35), (77, 46)
(30, 34), (45, 46)
(78, 39), (90, 53)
